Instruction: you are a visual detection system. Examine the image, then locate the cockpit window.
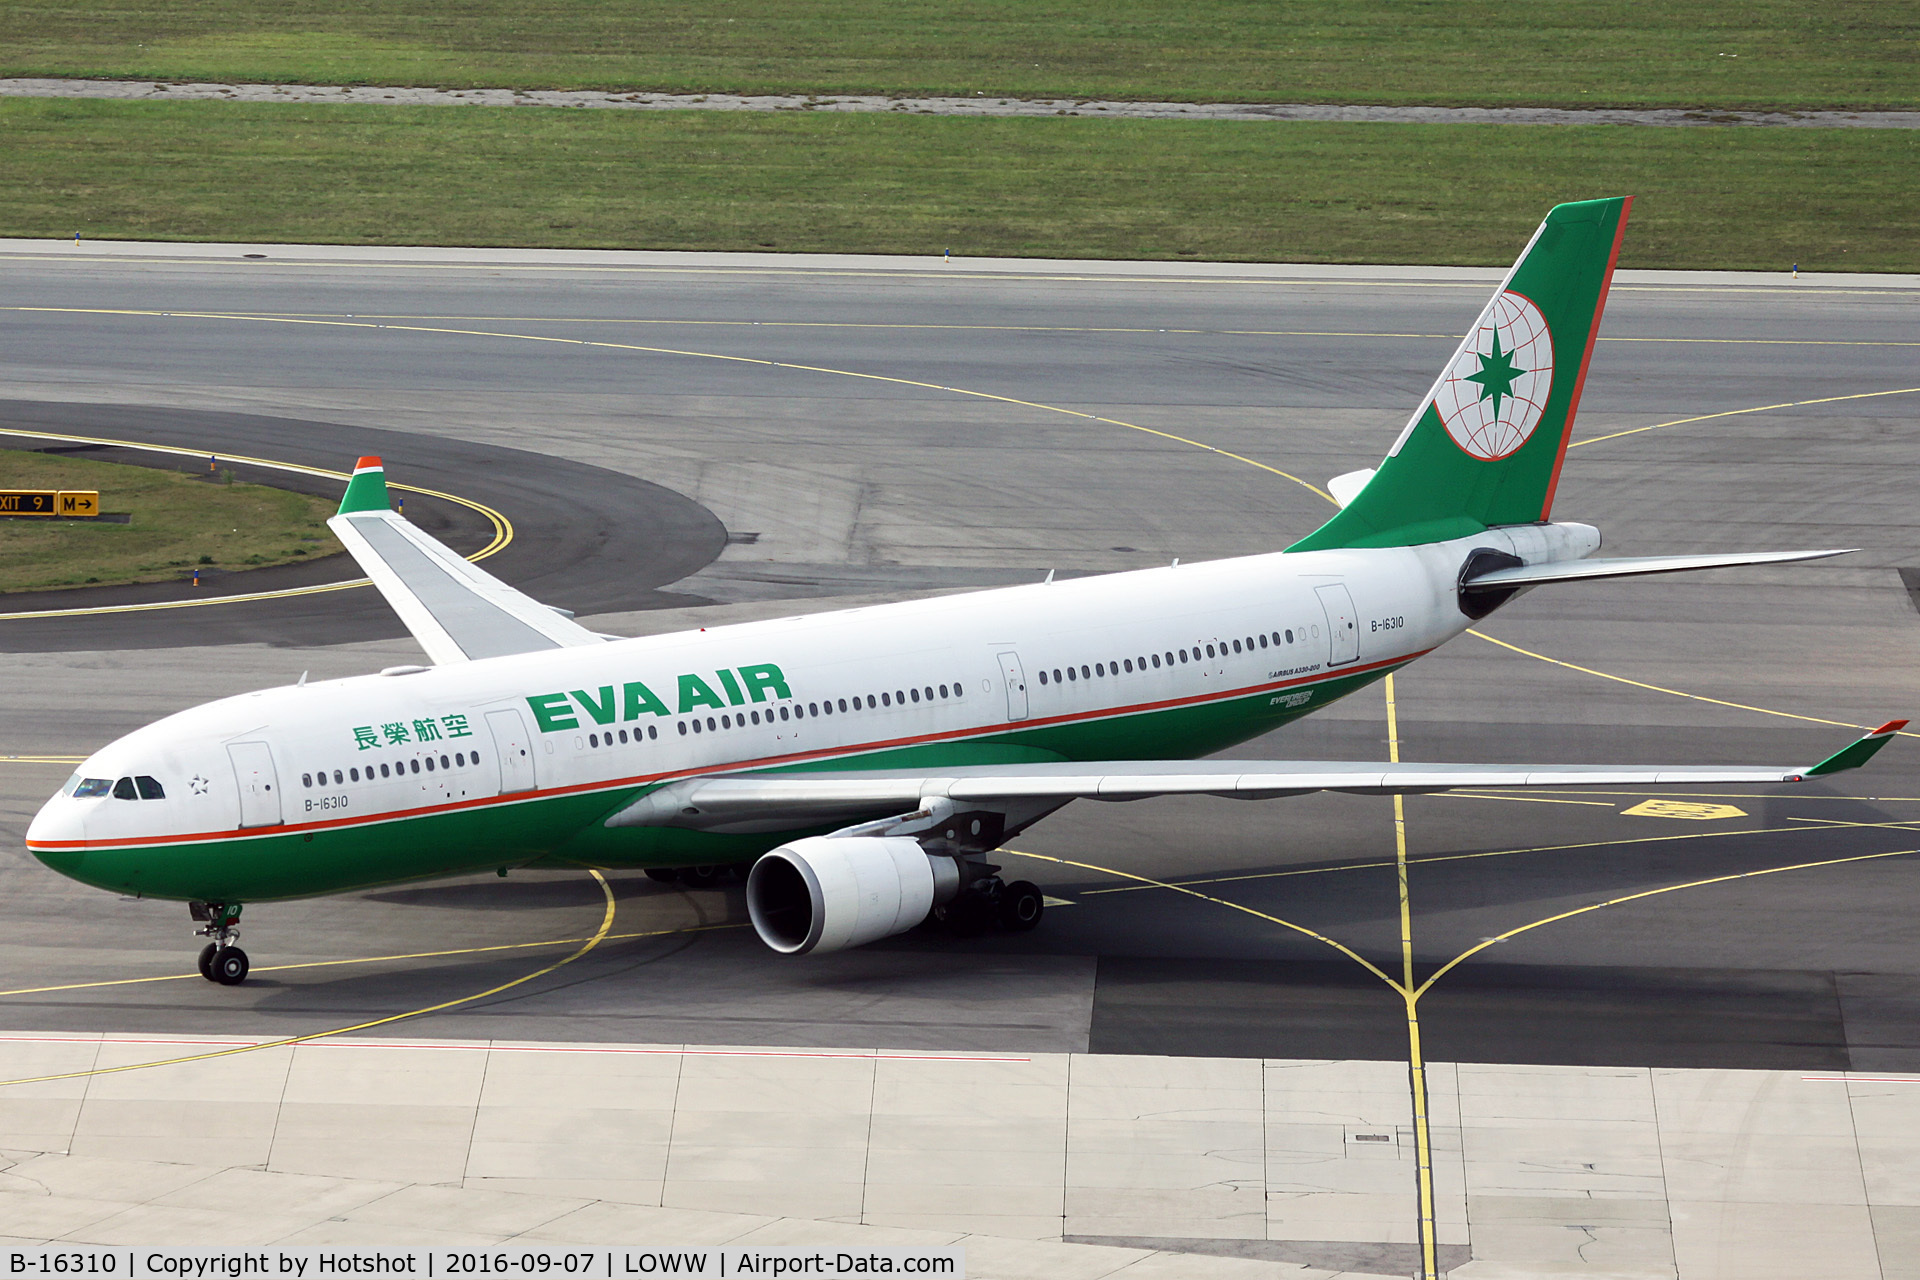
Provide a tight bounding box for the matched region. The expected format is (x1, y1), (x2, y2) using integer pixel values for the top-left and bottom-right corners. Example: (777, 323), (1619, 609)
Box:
(135, 775), (165, 800)
(112, 777), (138, 800)
(72, 777), (113, 798)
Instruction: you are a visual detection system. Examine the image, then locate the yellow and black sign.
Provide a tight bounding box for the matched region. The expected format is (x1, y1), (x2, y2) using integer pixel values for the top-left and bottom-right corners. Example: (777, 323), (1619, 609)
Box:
(0, 490), (101, 518)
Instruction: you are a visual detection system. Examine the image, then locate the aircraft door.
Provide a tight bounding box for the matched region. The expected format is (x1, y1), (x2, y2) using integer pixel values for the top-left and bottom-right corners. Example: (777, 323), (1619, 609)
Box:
(226, 741), (283, 827)
(996, 651), (1029, 721)
(1314, 583), (1360, 667)
(486, 708), (537, 793)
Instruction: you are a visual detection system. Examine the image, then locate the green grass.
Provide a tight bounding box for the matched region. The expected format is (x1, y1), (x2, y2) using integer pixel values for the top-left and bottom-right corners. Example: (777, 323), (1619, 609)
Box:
(0, 448), (341, 593)
(7, 99), (1917, 271)
(1, 1), (1914, 110)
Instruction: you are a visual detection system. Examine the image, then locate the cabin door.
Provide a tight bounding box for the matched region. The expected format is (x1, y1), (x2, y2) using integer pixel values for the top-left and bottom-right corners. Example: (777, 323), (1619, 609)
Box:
(486, 708), (538, 793)
(226, 741), (283, 828)
(996, 651), (1030, 721)
(1315, 583), (1361, 667)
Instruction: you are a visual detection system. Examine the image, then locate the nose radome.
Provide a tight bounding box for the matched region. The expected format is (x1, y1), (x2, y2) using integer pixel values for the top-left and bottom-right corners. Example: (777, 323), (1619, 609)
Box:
(25, 792), (85, 871)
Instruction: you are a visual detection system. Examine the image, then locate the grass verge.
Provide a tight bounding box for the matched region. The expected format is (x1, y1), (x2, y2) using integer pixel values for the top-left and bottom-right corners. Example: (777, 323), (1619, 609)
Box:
(0, 448), (341, 594)
(0, 1), (1914, 111)
(7, 100), (1918, 271)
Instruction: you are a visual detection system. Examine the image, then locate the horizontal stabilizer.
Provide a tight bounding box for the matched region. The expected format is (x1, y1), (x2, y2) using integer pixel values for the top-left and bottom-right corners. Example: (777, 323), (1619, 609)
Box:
(1462, 548), (1854, 592)
(1328, 468), (1376, 509)
(607, 723), (1900, 832)
(327, 457), (606, 665)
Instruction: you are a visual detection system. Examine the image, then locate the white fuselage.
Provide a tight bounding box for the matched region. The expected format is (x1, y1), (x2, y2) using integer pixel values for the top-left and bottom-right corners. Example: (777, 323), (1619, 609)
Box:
(31, 522), (1600, 862)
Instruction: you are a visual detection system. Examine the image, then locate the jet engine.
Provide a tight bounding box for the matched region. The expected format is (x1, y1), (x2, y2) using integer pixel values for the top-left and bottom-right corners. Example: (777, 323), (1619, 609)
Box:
(746, 836), (960, 955)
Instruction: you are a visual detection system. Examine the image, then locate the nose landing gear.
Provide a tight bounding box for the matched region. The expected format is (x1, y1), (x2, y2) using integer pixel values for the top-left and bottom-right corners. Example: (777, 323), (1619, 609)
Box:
(189, 901), (249, 986)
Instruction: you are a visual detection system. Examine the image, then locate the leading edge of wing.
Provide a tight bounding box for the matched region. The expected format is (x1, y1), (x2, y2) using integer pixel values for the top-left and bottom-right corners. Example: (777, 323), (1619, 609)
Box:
(327, 456), (605, 664)
(606, 723), (1905, 828)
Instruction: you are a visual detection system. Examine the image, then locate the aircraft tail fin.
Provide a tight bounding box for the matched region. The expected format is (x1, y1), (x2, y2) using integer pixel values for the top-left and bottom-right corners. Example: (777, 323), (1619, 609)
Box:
(1290, 196), (1631, 552)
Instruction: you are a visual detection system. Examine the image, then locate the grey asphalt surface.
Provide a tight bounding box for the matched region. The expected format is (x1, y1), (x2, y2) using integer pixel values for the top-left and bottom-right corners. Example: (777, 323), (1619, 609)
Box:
(1, 244), (1916, 1070)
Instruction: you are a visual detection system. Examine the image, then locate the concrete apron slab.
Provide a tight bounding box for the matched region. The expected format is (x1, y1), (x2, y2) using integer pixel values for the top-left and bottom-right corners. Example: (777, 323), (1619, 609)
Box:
(1, 1032), (1908, 1278)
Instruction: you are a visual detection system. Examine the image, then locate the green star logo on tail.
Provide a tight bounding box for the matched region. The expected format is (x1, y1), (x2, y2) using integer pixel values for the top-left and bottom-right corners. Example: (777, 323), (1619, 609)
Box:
(1464, 334), (1527, 420)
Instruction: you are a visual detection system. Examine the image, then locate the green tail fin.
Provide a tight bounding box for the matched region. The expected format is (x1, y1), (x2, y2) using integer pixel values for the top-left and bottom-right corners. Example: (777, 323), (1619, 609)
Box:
(336, 456), (391, 514)
(1290, 196), (1632, 552)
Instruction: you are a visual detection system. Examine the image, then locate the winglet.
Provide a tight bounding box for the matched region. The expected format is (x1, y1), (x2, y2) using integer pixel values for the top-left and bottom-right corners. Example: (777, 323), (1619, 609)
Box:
(1803, 720), (1908, 777)
(337, 456), (390, 515)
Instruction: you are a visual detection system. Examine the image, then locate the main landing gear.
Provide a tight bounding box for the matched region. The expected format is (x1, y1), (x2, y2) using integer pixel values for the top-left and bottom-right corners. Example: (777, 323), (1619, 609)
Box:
(189, 901), (249, 985)
(931, 868), (1045, 937)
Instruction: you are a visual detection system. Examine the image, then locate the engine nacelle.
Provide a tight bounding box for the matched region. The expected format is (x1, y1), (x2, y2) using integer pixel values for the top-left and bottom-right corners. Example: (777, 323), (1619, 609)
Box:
(746, 836), (958, 955)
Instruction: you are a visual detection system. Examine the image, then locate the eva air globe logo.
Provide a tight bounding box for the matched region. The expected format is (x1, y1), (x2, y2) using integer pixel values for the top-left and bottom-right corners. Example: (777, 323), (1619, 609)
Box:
(1434, 290), (1554, 461)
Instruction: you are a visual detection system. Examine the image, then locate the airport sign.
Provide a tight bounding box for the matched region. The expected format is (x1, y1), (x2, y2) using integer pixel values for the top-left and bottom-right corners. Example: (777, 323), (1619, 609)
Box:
(0, 489), (101, 518)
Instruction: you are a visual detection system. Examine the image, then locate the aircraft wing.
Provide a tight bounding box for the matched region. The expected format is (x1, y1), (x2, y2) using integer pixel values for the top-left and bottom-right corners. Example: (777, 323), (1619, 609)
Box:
(607, 721), (1906, 829)
(326, 456), (606, 665)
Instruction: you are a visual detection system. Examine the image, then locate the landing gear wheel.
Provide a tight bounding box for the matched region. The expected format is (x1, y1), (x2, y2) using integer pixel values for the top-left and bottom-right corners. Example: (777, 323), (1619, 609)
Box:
(209, 946), (250, 986)
(936, 894), (991, 938)
(644, 868), (680, 883)
(197, 943), (219, 982)
(999, 881), (1045, 932)
(681, 865), (722, 888)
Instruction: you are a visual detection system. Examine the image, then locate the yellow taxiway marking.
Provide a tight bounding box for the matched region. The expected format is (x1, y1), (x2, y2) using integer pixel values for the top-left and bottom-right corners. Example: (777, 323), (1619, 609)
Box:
(1415, 846), (1920, 999)
(0, 427), (513, 621)
(1467, 629), (1918, 740)
(1570, 385), (1920, 448)
(1788, 815), (1920, 831)
(1386, 675), (1441, 1280)
(0, 870), (618, 1088)
(0, 918), (745, 1000)
(1003, 849), (1397, 989)
(1078, 814), (1912, 896)
(1440, 790), (1615, 808)
(0, 755), (85, 765)
(1, 307), (1334, 503)
(1622, 799), (1748, 820)
(1449, 788), (1920, 803)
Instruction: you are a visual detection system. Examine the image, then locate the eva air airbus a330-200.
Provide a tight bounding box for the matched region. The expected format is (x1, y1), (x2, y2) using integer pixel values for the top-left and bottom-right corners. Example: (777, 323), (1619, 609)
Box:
(27, 197), (1904, 985)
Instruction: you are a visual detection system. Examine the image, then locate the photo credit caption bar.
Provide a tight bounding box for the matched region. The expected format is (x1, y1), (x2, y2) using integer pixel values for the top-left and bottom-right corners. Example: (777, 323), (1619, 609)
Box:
(8, 1252), (963, 1279)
